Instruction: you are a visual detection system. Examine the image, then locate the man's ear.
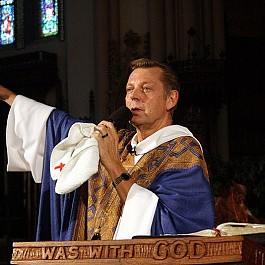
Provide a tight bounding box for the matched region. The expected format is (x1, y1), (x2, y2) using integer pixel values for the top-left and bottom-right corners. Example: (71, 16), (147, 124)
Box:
(166, 90), (179, 111)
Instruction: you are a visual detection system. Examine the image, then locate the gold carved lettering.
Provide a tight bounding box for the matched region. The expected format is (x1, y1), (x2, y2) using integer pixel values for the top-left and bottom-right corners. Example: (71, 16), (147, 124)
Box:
(103, 245), (109, 258)
(54, 247), (66, 260)
(153, 239), (208, 260)
(134, 244), (153, 258)
(110, 245), (120, 258)
(120, 245), (133, 258)
(12, 249), (24, 260)
(153, 240), (168, 260)
(11, 237), (243, 263)
(189, 240), (206, 259)
(206, 242), (242, 257)
(169, 240), (188, 259)
(12, 248), (41, 261)
(88, 246), (103, 258)
(42, 247), (56, 260)
(68, 246), (79, 259)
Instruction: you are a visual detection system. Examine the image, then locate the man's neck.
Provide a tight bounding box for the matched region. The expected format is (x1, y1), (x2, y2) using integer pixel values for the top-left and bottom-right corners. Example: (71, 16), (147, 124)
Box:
(135, 121), (173, 142)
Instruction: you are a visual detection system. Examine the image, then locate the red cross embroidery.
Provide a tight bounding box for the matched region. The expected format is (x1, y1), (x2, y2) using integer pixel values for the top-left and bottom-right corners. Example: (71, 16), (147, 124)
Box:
(54, 162), (65, 172)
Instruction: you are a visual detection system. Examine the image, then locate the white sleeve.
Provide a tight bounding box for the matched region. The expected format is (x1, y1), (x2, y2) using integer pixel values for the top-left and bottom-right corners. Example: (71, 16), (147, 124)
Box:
(113, 183), (158, 240)
(6, 95), (55, 183)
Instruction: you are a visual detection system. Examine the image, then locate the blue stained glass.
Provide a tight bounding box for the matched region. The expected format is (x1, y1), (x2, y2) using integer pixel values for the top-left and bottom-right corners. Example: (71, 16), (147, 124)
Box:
(40, 0), (58, 37)
(0, 0), (15, 45)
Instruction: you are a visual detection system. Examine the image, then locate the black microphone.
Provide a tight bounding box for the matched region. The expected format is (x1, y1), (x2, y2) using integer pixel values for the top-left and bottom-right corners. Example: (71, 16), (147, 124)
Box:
(127, 144), (136, 155)
(107, 105), (133, 130)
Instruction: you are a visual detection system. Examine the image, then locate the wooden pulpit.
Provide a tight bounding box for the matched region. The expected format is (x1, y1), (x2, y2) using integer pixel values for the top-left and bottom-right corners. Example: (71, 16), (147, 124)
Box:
(10, 236), (244, 264)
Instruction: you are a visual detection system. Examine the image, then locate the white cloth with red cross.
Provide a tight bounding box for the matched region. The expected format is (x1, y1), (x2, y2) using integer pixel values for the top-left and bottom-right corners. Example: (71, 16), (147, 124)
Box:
(50, 122), (99, 194)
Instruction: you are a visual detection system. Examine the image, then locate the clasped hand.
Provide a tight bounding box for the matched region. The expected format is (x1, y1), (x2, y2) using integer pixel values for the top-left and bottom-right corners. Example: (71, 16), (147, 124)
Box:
(91, 121), (121, 172)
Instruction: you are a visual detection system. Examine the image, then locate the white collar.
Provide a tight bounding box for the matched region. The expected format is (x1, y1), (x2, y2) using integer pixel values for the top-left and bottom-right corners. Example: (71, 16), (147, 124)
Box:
(130, 125), (196, 163)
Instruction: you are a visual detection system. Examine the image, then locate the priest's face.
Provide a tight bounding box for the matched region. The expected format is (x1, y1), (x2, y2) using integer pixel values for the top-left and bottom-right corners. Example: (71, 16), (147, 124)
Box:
(125, 67), (177, 133)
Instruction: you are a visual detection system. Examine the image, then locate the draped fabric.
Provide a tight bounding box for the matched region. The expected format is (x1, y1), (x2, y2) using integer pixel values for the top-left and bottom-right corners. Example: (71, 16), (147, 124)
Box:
(150, 167), (214, 235)
(36, 110), (214, 241)
(74, 131), (214, 240)
(127, 134), (214, 236)
(36, 109), (84, 241)
(148, 137), (214, 235)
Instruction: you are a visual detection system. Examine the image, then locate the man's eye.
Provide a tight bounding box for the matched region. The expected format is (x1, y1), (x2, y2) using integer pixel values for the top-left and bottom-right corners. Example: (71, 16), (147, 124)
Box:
(143, 87), (151, 92)
(126, 87), (133, 93)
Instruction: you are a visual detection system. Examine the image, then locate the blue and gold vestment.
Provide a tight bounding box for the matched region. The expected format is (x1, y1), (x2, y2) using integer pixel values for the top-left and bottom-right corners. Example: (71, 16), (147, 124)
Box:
(36, 110), (214, 241)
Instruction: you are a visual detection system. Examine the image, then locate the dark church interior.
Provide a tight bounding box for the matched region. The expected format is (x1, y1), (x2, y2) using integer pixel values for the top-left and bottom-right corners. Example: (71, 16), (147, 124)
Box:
(0, 0), (265, 264)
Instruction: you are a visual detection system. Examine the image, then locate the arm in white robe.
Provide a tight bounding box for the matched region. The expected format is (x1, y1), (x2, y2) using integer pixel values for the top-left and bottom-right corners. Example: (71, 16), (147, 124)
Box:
(6, 95), (54, 182)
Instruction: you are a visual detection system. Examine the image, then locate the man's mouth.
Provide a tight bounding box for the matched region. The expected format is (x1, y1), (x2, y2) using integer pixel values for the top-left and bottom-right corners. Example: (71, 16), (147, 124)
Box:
(131, 108), (143, 114)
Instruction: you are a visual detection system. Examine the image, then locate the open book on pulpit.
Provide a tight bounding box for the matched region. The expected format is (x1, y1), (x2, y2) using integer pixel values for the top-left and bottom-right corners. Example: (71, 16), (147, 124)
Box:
(133, 222), (265, 239)
(181, 222), (265, 237)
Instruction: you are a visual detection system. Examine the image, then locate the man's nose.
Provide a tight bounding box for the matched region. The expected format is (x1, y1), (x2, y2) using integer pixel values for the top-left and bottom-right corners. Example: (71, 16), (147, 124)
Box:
(130, 87), (143, 100)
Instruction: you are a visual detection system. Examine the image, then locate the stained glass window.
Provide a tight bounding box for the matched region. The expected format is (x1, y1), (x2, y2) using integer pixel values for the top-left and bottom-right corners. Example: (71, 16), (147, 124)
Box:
(0, 0), (15, 45)
(40, 0), (58, 38)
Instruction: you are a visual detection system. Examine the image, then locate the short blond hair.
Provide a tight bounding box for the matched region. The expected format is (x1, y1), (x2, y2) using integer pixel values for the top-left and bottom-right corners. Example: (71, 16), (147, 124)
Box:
(129, 58), (180, 99)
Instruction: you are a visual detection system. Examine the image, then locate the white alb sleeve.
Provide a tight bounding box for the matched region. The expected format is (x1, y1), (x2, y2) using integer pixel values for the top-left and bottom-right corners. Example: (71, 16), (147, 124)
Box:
(113, 183), (158, 240)
(6, 95), (55, 183)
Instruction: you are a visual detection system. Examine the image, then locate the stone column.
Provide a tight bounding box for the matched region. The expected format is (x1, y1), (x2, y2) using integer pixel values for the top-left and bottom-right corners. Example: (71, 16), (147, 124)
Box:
(177, 0), (198, 60)
(202, 0), (214, 57)
(94, 0), (111, 121)
(109, 0), (120, 42)
(119, 0), (148, 48)
(212, 0), (225, 58)
(65, 0), (96, 118)
(165, 0), (176, 59)
(148, 0), (166, 61)
(213, 0), (228, 160)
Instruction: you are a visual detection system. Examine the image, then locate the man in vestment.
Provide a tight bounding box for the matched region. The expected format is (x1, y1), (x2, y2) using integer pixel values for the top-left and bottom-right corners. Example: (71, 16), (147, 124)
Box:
(0, 58), (214, 241)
